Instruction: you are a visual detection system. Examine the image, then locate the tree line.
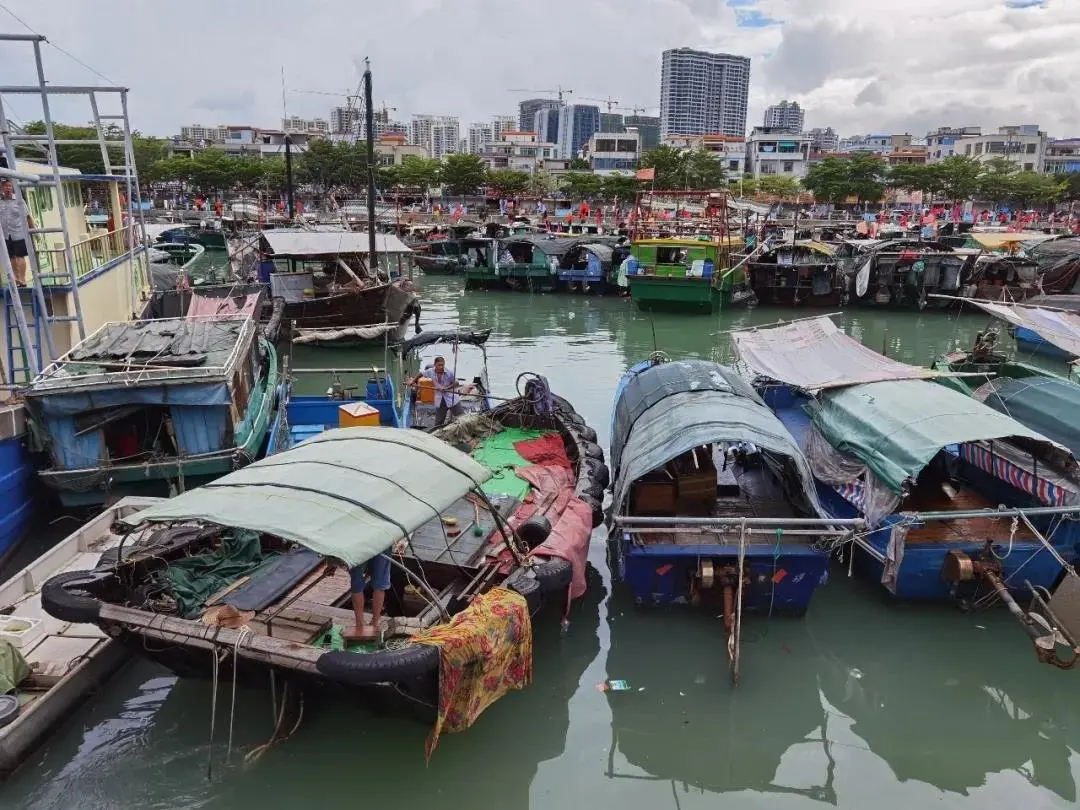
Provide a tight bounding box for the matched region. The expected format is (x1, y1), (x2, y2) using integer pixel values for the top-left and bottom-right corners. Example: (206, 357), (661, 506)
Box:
(16, 122), (1080, 206)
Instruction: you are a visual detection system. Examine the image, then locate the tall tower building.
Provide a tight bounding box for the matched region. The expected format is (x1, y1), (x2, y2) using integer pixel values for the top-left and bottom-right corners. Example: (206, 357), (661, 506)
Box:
(557, 104), (601, 159)
(410, 115), (460, 159)
(659, 48), (750, 138)
(763, 100), (805, 132)
(519, 98), (559, 132)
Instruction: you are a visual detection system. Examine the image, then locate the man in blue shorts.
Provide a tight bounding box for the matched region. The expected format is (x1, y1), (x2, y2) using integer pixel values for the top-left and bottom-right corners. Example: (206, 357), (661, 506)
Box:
(345, 552), (391, 640)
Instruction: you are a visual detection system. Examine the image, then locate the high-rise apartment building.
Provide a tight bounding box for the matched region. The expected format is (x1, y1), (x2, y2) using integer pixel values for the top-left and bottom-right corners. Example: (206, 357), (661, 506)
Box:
(557, 104), (601, 159)
(467, 116), (519, 155)
(532, 107), (560, 144)
(659, 48), (750, 138)
(410, 115), (460, 159)
(518, 98), (560, 133)
(282, 115), (328, 134)
(624, 115), (661, 150)
(763, 100), (804, 132)
(807, 127), (839, 153)
(330, 106), (361, 135)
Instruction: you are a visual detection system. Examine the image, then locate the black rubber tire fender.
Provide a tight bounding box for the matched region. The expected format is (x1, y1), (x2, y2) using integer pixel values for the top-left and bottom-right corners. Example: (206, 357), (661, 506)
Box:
(315, 643), (440, 686)
(41, 570), (111, 624)
(573, 424), (598, 444)
(518, 515), (552, 549)
(581, 480), (605, 504)
(584, 457), (609, 489)
(533, 558), (573, 593)
(508, 573), (543, 613)
(578, 493), (603, 528)
(583, 442), (604, 462)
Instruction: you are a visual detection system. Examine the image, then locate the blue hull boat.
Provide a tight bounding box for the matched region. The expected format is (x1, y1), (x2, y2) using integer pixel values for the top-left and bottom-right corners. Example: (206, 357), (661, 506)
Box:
(1013, 325), (1077, 362)
(0, 405), (34, 558)
(608, 358), (851, 683)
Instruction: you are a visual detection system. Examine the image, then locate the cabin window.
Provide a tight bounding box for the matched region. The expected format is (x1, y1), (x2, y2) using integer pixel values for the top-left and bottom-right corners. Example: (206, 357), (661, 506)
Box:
(655, 247), (689, 265)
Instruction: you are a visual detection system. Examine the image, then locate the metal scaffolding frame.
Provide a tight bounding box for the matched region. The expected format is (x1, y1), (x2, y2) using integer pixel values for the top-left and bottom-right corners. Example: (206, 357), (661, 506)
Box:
(0, 33), (148, 385)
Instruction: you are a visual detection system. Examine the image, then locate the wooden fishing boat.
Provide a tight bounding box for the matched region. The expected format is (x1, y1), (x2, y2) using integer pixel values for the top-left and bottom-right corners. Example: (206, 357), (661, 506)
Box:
(733, 315), (1080, 644)
(24, 316), (279, 507)
(625, 237), (745, 314)
(745, 240), (844, 307)
(607, 356), (849, 683)
(840, 238), (970, 309)
(414, 237), (492, 276)
(258, 230), (421, 344)
(398, 329), (494, 430)
(0, 497), (162, 773)
(40, 427), (592, 750)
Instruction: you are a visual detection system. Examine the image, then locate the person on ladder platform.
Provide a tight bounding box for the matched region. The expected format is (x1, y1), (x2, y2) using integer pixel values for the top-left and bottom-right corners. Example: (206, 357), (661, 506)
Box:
(0, 179), (34, 287)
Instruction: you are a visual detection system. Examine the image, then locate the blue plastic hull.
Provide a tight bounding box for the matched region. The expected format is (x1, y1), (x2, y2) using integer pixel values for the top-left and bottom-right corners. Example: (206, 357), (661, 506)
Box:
(611, 535), (829, 614)
(1014, 326), (1077, 362)
(0, 430), (33, 557)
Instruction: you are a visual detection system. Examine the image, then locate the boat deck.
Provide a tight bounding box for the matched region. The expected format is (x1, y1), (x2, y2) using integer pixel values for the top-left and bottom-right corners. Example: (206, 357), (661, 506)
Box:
(901, 484), (1038, 545)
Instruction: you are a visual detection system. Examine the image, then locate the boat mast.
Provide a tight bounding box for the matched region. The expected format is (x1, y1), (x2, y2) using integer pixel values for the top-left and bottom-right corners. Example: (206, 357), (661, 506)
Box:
(363, 59), (377, 276)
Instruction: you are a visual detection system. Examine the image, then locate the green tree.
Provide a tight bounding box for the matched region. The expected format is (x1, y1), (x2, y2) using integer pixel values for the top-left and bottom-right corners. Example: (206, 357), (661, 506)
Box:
(684, 149), (727, 190)
(1063, 172), (1080, 202)
(846, 152), (887, 205)
(569, 157), (590, 170)
(934, 155), (982, 202)
(601, 173), (641, 201)
(757, 175), (802, 199)
(131, 136), (170, 184)
(803, 156), (852, 204)
(637, 145), (688, 188)
(888, 163), (937, 198)
(439, 153), (488, 195)
(393, 156), (442, 190)
(976, 157), (1019, 205)
(559, 172), (604, 199)
(486, 169), (532, 198)
(1009, 172), (1065, 207)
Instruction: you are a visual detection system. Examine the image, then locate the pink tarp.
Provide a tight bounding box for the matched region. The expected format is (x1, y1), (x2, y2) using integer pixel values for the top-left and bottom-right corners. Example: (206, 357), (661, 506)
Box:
(187, 292), (261, 319)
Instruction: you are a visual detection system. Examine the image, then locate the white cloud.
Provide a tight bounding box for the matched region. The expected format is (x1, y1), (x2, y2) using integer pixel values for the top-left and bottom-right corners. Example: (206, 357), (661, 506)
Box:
(0, 0), (1075, 139)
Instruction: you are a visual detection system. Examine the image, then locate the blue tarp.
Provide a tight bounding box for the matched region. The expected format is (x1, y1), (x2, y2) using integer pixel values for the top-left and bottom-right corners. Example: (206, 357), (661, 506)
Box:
(34, 382), (231, 417)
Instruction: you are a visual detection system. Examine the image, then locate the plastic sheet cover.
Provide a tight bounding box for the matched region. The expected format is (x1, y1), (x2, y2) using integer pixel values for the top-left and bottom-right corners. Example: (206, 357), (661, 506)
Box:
(807, 379), (1069, 495)
(973, 375), (1080, 457)
(610, 360), (823, 516)
(961, 299), (1080, 361)
(123, 427), (492, 567)
(731, 316), (948, 392)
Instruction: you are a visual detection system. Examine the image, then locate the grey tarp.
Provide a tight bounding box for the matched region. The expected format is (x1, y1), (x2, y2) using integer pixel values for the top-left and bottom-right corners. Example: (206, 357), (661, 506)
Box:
(261, 229), (412, 258)
(123, 427), (491, 567)
(731, 316), (950, 392)
(960, 299), (1080, 361)
(610, 360), (824, 516)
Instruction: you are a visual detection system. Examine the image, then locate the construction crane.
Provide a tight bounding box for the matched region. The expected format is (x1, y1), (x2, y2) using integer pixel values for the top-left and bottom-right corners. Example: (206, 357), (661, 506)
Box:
(579, 96), (620, 113)
(618, 105), (657, 118)
(508, 86), (573, 104)
(291, 86), (395, 134)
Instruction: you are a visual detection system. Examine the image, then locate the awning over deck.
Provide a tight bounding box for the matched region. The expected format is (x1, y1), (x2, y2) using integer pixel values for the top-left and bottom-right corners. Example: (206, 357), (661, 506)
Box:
(961, 299), (1080, 361)
(731, 316), (949, 392)
(124, 427), (492, 567)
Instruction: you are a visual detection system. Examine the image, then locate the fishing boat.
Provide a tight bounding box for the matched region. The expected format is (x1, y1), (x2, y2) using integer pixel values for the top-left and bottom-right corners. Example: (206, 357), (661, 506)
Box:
(0, 497), (162, 773)
(745, 239), (844, 306)
(259, 229), (421, 347)
(24, 315), (279, 507)
(948, 297), (1080, 366)
(41, 427), (589, 752)
(624, 237), (744, 314)
(558, 241), (628, 295)
(398, 329), (493, 430)
(607, 356), (854, 684)
(142, 282), (285, 344)
(733, 316), (1080, 665)
(414, 238), (492, 276)
(841, 238), (970, 309)
(493, 235), (581, 293)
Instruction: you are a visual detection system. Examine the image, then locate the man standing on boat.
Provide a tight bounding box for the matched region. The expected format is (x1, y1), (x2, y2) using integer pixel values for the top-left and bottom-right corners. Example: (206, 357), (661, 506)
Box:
(346, 553), (391, 641)
(409, 355), (467, 426)
(0, 179), (34, 286)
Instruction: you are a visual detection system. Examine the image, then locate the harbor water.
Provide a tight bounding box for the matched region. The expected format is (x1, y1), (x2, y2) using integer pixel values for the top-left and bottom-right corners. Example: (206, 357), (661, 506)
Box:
(3, 277), (1080, 809)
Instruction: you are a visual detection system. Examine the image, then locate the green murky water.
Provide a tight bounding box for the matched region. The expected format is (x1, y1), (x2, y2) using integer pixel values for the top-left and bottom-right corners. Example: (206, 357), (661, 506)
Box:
(4, 278), (1079, 809)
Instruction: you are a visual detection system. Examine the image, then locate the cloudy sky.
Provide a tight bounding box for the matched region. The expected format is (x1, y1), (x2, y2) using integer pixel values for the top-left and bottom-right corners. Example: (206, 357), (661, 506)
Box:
(0, 0), (1076, 140)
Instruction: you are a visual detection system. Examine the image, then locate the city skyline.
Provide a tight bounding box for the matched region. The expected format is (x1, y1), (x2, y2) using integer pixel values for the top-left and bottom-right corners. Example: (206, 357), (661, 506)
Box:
(0, 0), (1073, 144)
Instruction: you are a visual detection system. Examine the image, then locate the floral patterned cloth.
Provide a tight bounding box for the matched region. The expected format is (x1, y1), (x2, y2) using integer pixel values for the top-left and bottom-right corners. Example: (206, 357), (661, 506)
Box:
(413, 586), (533, 757)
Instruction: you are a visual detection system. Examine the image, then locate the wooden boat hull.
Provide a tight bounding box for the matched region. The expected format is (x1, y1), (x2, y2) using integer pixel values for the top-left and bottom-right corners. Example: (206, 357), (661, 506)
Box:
(282, 282), (417, 330)
(747, 262), (845, 307)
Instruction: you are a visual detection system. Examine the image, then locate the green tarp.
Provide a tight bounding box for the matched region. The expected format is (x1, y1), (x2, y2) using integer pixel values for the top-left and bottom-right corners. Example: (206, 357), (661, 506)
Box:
(807, 379), (1058, 495)
(164, 530), (270, 618)
(978, 375), (1080, 458)
(123, 427), (492, 568)
(0, 639), (30, 694)
(471, 428), (546, 500)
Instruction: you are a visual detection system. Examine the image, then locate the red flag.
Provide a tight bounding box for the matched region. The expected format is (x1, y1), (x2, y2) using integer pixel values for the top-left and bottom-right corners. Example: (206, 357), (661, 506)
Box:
(635, 167), (655, 181)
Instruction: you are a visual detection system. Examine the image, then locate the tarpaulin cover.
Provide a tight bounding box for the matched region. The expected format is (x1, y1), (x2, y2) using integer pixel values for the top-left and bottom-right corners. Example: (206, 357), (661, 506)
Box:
(31, 382), (232, 417)
(961, 299), (1080, 361)
(472, 428), (546, 499)
(124, 427), (491, 567)
(164, 530), (270, 618)
(414, 587), (532, 758)
(261, 230), (412, 258)
(514, 434), (573, 470)
(731, 316), (949, 392)
(610, 360), (823, 516)
(187, 291), (261, 318)
(0, 639), (29, 695)
(807, 379), (1070, 495)
(973, 375), (1080, 457)
(521, 465), (592, 602)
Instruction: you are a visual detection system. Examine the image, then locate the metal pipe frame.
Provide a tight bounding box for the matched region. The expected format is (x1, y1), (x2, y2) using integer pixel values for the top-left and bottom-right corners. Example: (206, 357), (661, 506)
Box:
(614, 515), (866, 527)
(0, 86), (128, 94)
(900, 505), (1080, 523)
(625, 527), (853, 538)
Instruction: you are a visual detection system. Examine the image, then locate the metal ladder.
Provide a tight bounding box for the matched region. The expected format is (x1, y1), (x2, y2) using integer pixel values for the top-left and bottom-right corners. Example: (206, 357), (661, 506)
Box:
(0, 33), (149, 386)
